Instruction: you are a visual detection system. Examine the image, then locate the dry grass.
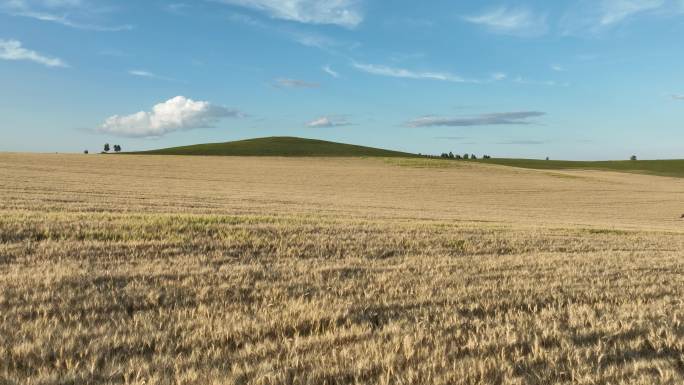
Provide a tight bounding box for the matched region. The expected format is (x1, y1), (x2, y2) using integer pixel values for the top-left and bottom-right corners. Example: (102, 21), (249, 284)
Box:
(1, 153), (683, 385)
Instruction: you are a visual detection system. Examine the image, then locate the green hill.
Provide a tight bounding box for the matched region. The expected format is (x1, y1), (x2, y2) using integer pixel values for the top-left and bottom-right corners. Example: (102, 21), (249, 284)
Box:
(132, 137), (417, 158)
(475, 158), (684, 178)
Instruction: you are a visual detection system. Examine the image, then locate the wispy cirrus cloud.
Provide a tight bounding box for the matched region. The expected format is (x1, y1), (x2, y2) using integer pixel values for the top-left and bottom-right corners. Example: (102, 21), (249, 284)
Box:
(274, 78), (320, 88)
(97, 96), (244, 137)
(671, 94), (684, 100)
(11, 10), (133, 31)
(128, 70), (157, 78)
(128, 70), (175, 81)
(306, 116), (351, 128)
(464, 6), (548, 37)
(216, 0), (363, 28)
(351, 62), (513, 84)
(0, 39), (68, 67)
(227, 12), (356, 54)
(561, 0), (683, 35)
(513, 76), (569, 87)
(322, 65), (339, 78)
(165, 3), (189, 14)
(2, 0), (133, 31)
(407, 111), (546, 128)
(352, 62), (469, 83)
(599, 0), (666, 26)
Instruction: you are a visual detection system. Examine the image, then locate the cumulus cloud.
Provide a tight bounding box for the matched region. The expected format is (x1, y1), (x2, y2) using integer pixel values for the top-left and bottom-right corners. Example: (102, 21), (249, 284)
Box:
(306, 116), (351, 128)
(274, 78), (320, 88)
(97, 96), (243, 137)
(352, 62), (469, 83)
(407, 112), (546, 128)
(0, 39), (67, 67)
(216, 0), (363, 28)
(464, 6), (548, 37)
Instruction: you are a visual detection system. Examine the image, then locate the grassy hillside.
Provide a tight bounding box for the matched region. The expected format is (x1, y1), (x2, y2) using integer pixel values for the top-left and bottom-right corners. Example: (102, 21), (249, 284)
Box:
(476, 158), (684, 178)
(133, 136), (417, 157)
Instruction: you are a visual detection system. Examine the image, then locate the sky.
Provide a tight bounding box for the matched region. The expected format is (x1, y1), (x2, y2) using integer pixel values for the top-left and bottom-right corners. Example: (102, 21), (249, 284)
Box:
(1, 0), (683, 160)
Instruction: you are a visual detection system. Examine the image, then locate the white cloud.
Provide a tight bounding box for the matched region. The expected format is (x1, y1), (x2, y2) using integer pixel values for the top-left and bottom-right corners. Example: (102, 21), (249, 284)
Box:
(217, 0), (363, 28)
(2, 0), (132, 31)
(407, 112), (546, 128)
(491, 72), (507, 81)
(128, 70), (156, 77)
(0, 39), (67, 67)
(128, 70), (175, 81)
(551, 64), (565, 72)
(464, 6), (548, 37)
(165, 3), (189, 14)
(322, 65), (339, 78)
(599, 0), (665, 25)
(352, 62), (469, 83)
(227, 11), (357, 55)
(12, 10), (133, 31)
(513, 76), (568, 87)
(561, 0), (683, 34)
(97, 96), (243, 137)
(306, 116), (350, 128)
(671, 94), (684, 100)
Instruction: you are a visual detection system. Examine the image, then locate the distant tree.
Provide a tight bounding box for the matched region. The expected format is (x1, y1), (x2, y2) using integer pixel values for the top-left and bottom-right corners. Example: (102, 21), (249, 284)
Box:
(483, 155), (491, 159)
(84, 150), (89, 154)
(630, 155), (637, 161)
(463, 153), (469, 160)
(546, 157), (550, 161)
(448, 151), (455, 159)
(114, 145), (122, 153)
(471, 154), (477, 160)
(103, 143), (110, 153)
(455, 154), (462, 160)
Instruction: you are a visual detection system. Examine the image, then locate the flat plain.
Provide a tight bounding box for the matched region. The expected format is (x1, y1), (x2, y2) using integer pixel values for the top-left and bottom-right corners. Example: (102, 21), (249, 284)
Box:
(1, 153), (683, 385)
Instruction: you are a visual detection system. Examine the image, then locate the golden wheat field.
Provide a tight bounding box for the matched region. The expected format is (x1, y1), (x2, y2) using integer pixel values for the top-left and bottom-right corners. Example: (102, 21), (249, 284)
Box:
(1, 153), (683, 385)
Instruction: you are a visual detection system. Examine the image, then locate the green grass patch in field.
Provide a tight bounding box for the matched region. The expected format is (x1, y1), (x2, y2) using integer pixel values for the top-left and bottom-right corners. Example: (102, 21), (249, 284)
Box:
(475, 158), (684, 178)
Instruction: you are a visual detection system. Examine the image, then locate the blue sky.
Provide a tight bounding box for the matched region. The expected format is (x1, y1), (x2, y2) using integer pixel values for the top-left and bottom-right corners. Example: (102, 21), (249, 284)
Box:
(1, 0), (683, 159)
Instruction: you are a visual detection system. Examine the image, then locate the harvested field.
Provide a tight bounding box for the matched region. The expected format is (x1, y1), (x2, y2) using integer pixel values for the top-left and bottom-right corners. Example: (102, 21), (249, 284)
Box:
(1, 153), (683, 385)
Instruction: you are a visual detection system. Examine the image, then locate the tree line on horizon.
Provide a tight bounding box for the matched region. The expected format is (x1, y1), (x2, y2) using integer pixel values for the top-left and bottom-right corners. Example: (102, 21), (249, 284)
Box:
(83, 143), (123, 154)
(419, 152), (492, 160)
